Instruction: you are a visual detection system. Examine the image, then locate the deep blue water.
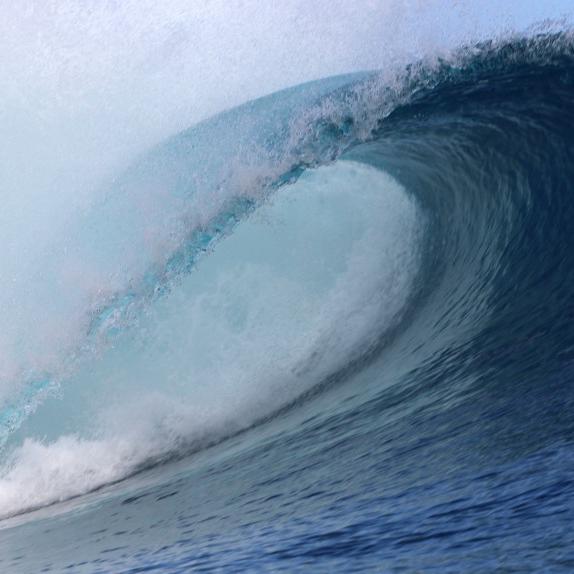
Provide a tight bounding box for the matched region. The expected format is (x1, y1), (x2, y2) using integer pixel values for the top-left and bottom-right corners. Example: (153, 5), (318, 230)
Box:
(1, 32), (574, 573)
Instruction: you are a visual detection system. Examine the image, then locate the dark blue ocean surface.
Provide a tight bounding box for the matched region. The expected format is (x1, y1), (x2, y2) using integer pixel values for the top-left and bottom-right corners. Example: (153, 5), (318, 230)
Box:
(1, 33), (574, 573)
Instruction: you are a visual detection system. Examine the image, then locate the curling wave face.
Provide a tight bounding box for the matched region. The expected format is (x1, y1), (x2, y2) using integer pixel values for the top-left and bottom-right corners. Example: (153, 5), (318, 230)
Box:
(1, 31), (574, 573)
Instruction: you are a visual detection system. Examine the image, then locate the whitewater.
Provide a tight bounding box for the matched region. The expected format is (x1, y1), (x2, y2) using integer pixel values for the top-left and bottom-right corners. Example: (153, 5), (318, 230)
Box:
(1, 2), (574, 573)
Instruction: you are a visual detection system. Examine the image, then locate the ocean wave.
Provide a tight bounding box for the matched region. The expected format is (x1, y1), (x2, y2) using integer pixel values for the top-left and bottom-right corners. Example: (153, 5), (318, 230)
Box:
(2, 30), (574, 524)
